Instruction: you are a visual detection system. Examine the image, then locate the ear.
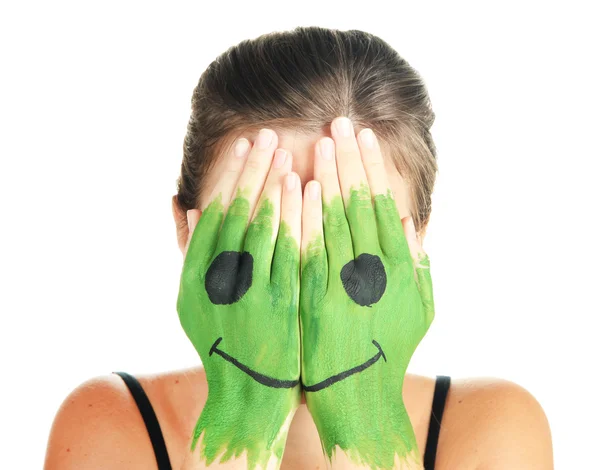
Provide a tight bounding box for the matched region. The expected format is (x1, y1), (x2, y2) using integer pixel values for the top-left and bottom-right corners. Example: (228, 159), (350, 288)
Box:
(172, 195), (190, 254)
(172, 197), (203, 256)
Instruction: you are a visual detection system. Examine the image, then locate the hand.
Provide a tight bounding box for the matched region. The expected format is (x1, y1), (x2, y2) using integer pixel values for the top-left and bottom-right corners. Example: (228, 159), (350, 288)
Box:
(300, 118), (435, 469)
(177, 129), (302, 469)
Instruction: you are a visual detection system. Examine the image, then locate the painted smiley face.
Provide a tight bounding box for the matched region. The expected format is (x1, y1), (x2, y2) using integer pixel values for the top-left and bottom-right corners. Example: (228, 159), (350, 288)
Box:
(205, 249), (388, 391)
(208, 335), (386, 392)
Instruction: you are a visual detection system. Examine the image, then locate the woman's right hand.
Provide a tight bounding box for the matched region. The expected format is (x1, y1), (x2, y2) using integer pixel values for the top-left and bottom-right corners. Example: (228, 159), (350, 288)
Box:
(177, 129), (302, 469)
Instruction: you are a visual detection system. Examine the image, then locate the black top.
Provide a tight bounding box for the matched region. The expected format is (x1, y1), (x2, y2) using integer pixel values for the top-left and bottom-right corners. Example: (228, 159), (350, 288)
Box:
(113, 371), (172, 470)
(424, 375), (451, 469)
(113, 371), (451, 470)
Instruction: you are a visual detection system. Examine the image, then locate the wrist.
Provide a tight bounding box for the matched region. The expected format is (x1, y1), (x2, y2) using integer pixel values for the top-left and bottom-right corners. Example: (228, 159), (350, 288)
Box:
(192, 375), (300, 468)
(306, 382), (420, 468)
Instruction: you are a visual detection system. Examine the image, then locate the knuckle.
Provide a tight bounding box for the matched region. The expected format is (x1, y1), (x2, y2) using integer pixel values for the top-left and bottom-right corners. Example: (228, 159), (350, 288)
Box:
(282, 200), (297, 219)
(309, 209), (322, 222)
(366, 157), (385, 170)
(223, 158), (245, 176)
(181, 265), (202, 288)
(337, 146), (358, 161)
(243, 156), (264, 172)
(323, 207), (347, 228)
(354, 196), (374, 212)
(305, 203), (322, 222)
(318, 169), (338, 182)
(250, 211), (274, 231)
(223, 166), (242, 178)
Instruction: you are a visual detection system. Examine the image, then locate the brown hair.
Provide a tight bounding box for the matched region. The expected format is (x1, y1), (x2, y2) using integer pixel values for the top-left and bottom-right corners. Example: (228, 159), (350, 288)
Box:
(176, 26), (438, 235)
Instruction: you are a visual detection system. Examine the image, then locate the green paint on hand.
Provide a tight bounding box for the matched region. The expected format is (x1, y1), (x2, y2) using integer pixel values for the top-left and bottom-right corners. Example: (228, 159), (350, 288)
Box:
(301, 185), (435, 469)
(177, 191), (301, 469)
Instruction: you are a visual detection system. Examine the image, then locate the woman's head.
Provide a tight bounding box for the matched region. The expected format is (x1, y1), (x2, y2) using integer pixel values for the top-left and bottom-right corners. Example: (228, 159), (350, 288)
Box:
(173, 26), (437, 250)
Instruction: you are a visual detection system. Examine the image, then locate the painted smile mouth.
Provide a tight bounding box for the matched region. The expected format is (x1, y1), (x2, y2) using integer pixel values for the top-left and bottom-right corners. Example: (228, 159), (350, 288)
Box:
(302, 340), (386, 393)
(209, 338), (385, 392)
(209, 337), (300, 389)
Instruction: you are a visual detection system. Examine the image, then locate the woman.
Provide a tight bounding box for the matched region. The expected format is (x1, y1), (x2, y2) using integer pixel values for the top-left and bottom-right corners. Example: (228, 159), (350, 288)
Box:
(44, 26), (553, 469)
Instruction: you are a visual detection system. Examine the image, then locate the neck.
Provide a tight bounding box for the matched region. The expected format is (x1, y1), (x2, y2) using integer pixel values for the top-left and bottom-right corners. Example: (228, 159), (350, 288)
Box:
(281, 404), (328, 466)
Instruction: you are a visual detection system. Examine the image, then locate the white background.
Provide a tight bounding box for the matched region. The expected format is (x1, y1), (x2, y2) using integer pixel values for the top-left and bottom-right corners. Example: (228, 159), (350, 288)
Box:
(1, 1), (598, 468)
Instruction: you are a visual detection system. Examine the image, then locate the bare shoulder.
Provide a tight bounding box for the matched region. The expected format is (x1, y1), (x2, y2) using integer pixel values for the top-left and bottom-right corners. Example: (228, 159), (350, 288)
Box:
(44, 367), (207, 470)
(436, 377), (554, 470)
(44, 370), (553, 469)
(44, 373), (165, 469)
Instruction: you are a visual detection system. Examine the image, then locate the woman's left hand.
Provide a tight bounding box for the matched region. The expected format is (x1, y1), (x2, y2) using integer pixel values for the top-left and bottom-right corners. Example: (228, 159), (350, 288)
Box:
(300, 117), (435, 469)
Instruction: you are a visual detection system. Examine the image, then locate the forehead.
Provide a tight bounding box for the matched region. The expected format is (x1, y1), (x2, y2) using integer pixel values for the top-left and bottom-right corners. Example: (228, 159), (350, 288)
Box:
(202, 129), (412, 219)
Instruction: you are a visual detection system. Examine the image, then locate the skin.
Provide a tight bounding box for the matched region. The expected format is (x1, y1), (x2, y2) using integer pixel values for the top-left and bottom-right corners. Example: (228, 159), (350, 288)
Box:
(178, 120), (434, 469)
(176, 129), (303, 468)
(44, 118), (555, 470)
(299, 120), (435, 469)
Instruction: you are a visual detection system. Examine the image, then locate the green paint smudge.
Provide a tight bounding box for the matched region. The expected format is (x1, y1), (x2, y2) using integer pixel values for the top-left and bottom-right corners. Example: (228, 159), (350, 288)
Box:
(300, 186), (435, 469)
(177, 192), (301, 469)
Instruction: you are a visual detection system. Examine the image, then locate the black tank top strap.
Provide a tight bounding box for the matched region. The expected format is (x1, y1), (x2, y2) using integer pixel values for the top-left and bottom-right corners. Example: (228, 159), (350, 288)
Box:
(113, 371), (173, 470)
(423, 375), (451, 470)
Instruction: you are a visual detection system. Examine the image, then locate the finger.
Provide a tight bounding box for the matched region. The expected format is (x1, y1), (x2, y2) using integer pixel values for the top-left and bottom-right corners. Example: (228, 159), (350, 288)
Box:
(279, 172), (302, 254)
(184, 138), (250, 273)
(214, 129), (278, 254)
(313, 137), (353, 273)
(330, 117), (379, 257)
(244, 148), (293, 283)
(301, 180), (327, 299)
(204, 137), (251, 212)
(415, 253), (435, 329)
(401, 216), (435, 327)
(270, 171), (302, 304)
(401, 216), (426, 263)
(357, 127), (410, 263)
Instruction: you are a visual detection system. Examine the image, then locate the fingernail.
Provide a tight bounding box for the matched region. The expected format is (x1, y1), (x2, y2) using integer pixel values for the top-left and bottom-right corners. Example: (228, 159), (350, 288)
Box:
(335, 117), (352, 137)
(274, 149), (287, 169)
(286, 172), (296, 191)
(234, 138), (249, 158)
(309, 181), (320, 200)
(360, 128), (374, 148)
(256, 129), (273, 149)
(320, 139), (333, 160)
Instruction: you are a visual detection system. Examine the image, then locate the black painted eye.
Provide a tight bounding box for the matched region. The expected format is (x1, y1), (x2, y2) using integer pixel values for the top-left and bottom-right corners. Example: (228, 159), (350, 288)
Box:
(205, 251), (254, 305)
(340, 253), (387, 307)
